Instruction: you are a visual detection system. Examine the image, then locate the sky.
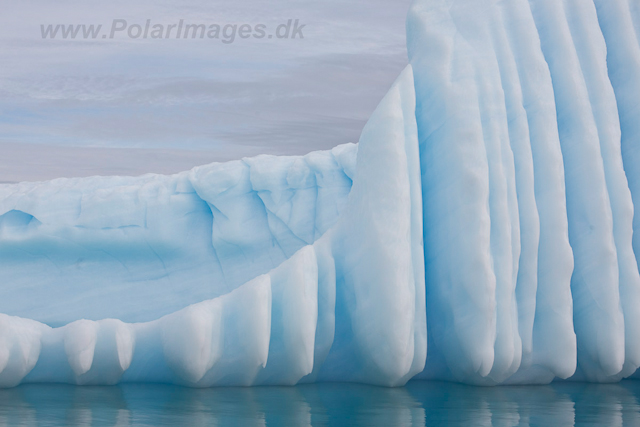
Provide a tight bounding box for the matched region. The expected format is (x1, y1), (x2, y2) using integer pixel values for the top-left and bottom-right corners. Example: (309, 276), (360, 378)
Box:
(0, 0), (412, 182)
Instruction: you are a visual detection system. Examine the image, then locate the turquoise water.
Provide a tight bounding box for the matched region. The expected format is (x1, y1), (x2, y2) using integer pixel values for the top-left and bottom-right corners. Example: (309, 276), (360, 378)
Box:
(1, 380), (639, 426)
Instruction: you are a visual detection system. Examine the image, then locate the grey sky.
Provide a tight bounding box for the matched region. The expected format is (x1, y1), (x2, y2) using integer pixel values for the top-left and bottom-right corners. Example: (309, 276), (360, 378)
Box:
(0, 0), (411, 182)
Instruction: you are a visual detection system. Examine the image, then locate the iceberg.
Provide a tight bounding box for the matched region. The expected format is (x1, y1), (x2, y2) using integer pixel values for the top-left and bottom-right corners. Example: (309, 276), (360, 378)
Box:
(2, 0), (640, 387)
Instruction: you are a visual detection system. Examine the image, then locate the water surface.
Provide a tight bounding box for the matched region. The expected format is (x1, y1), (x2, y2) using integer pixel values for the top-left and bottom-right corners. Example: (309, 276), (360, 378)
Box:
(1, 380), (639, 426)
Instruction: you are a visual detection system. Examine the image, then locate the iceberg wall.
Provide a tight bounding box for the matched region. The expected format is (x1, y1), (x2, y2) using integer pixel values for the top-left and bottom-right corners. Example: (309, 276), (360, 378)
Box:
(2, 0), (640, 387)
(0, 144), (356, 325)
(0, 68), (423, 388)
(407, 0), (640, 384)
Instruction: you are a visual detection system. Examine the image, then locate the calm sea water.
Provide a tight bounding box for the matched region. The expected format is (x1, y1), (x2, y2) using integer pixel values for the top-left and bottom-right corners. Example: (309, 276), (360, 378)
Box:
(1, 380), (639, 426)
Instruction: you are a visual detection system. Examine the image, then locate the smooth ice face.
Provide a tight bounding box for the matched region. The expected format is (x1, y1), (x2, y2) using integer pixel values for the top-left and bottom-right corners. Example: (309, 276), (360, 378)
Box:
(3, 0), (640, 388)
(0, 144), (356, 325)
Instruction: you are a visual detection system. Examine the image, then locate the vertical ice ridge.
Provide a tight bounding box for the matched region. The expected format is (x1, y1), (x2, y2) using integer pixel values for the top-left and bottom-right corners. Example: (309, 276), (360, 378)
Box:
(471, 0), (522, 383)
(300, 235), (336, 383)
(161, 298), (224, 384)
(593, 0), (640, 379)
(320, 65), (426, 386)
(495, 0), (576, 382)
(400, 65), (428, 383)
(529, 0), (624, 379)
(491, 0), (541, 376)
(255, 245), (318, 385)
(0, 315), (43, 388)
(64, 319), (98, 377)
(196, 274), (272, 386)
(566, 0), (640, 380)
(72, 320), (135, 385)
(408, 0), (497, 382)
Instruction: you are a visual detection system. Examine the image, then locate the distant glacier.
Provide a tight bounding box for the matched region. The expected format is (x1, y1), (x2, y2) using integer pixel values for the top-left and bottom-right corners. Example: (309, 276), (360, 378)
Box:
(3, 0), (640, 387)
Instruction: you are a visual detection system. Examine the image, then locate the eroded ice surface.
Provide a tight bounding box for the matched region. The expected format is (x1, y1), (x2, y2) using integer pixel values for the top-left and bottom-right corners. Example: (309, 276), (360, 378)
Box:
(0, 144), (357, 325)
(3, 0), (640, 387)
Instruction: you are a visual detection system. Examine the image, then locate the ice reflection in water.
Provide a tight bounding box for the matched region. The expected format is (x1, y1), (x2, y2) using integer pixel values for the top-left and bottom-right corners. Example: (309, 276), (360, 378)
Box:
(1, 381), (640, 426)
